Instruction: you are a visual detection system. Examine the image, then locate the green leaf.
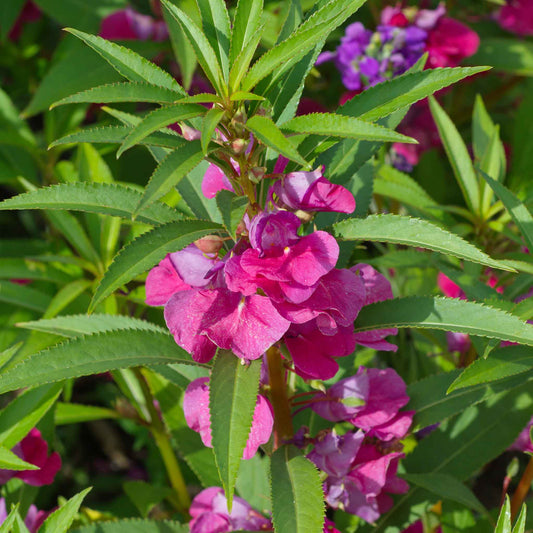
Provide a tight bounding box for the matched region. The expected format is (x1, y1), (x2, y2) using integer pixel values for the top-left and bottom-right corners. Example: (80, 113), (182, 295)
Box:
(512, 503), (527, 533)
(65, 28), (184, 93)
(216, 190), (249, 238)
(246, 115), (309, 168)
(117, 104), (205, 157)
(18, 314), (166, 338)
(0, 383), (63, 448)
(43, 279), (92, 320)
(124, 481), (172, 518)
(0, 329), (198, 394)
(50, 125), (183, 151)
(401, 473), (486, 514)
(196, 0), (231, 79)
(0, 183), (182, 225)
(496, 496), (512, 533)
(0, 259), (73, 284)
(479, 171), (533, 252)
(228, 25), (264, 93)
(161, 0), (227, 96)
(90, 220), (222, 311)
(429, 96), (480, 214)
(469, 39), (533, 76)
(70, 519), (189, 533)
(230, 0), (262, 66)
(136, 142), (206, 213)
(334, 214), (512, 271)
(448, 345), (533, 392)
(0, 503), (21, 533)
(55, 402), (120, 425)
(0, 446), (39, 471)
(0, 89), (36, 152)
(354, 296), (533, 345)
(201, 107), (225, 154)
(281, 113), (416, 144)
(270, 446), (324, 533)
(230, 91), (265, 102)
(0, 280), (51, 313)
(210, 351), (261, 505)
(39, 487), (91, 533)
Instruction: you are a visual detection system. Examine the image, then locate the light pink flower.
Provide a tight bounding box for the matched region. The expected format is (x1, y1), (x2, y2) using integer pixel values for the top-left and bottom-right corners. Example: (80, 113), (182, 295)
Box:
(202, 164), (234, 199)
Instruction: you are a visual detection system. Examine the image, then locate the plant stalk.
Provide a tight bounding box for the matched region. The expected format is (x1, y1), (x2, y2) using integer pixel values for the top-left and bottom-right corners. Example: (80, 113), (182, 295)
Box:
(510, 455), (533, 520)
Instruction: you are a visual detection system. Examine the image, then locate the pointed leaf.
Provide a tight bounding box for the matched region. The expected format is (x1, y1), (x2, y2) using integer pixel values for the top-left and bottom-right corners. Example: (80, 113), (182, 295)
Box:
(216, 190), (249, 238)
(334, 214), (513, 271)
(354, 296), (533, 346)
(201, 106), (225, 154)
(136, 142), (206, 213)
(210, 351), (261, 505)
(0, 446), (39, 471)
(117, 103), (205, 157)
(161, 0), (226, 96)
(90, 220), (222, 311)
(0, 183), (182, 225)
(55, 402), (120, 425)
(496, 497), (512, 533)
(512, 504), (527, 533)
(0, 280), (51, 313)
(230, 0), (263, 66)
(281, 112), (417, 144)
(65, 28), (184, 93)
(429, 96), (480, 214)
(270, 446), (324, 533)
(70, 519), (189, 533)
(0, 329), (198, 394)
(39, 487), (91, 533)
(229, 25), (264, 93)
(0, 503), (21, 533)
(246, 115), (309, 168)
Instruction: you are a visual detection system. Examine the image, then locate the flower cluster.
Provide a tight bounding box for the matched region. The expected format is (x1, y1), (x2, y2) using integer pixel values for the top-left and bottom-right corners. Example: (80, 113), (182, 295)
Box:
(146, 165), (398, 380)
(317, 3), (479, 93)
(305, 367), (413, 522)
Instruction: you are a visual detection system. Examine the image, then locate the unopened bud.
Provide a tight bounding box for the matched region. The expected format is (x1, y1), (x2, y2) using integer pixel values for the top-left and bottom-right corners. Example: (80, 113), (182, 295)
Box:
(194, 235), (224, 254)
(231, 138), (248, 154)
(180, 123), (201, 141)
(235, 220), (247, 236)
(506, 457), (520, 479)
(249, 167), (266, 184)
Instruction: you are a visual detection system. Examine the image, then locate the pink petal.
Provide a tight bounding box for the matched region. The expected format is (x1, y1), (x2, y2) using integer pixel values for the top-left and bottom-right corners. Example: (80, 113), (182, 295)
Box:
(202, 164), (234, 199)
(145, 256), (191, 306)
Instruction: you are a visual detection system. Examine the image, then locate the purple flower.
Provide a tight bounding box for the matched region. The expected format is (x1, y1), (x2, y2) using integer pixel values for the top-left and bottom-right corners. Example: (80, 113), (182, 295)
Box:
(0, 429), (61, 487)
(509, 416), (533, 454)
(270, 167), (356, 214)
(169, 244), (219, 288)
(189, 487), (272, 533)
(0, 498), (49, 533)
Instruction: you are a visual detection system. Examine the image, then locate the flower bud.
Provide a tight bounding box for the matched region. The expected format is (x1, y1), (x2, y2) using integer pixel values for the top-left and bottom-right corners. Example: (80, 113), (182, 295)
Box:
(194, 235), (224, 254)
(180, 124), (201, 141)
(231, 138), (248, 154)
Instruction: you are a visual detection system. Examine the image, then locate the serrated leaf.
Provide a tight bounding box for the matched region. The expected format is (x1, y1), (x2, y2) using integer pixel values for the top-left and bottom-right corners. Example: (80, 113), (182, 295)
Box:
(230, 91), (265, 102)
(229, 25), (264, 93)
(401, 473), (486, 514)
(281, 113), (417, 144)
(0, 329), (198, 394)
(39, 487), (91, 533)
(70, 519), (189, 533)
(55, 402), (120, 425)
(0, 446), (39, 471)
(230, 0), (262, 66)
(0, 280), (51, 313)
(246, 115), (309, 168)
(50, 125), (183, 151)
(90, 220), (222, 311)
(0, 503), (21, 533)
(201, 107), (225, 154)
(17, 314), (165, 338)
(216, 190), (249, 238)
(480, 170), (533, 252)
(496, 497), (512, 533)
(210, 351), (261, 506)
(334, 214), (512, 271)
(354, 296), (533, 345)
(118, 104), (205, 157)
(270, 446), (324, 533)
(448, 345), (533, 392)
(65, 28), (184, 93)
(0, 383), (63, 448)
(429, 96), (480, 214)
(136, 142), (206, 214)
(161, 0), (227, 96)
(51, 82), (180, 109)
(0, 183), (181, 225)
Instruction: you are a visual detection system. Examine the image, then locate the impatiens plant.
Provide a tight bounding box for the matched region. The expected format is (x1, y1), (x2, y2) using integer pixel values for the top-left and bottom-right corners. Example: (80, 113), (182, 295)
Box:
(0, 0), (532, 532)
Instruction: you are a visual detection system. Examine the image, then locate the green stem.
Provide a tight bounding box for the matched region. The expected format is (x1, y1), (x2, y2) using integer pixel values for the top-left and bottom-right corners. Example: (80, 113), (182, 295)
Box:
(133, 368), (191, 515)
(266, 346), (294, 449)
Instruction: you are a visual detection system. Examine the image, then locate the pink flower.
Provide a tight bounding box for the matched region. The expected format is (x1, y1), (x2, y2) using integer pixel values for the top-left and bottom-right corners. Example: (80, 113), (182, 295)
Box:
(509, 416), (533, 454)
(437, 272), (464, 299)
(0, 429), (61, 487)
(99, 8), (168, 41)
(498, 0), (533, 36)
(202, 164), (234, 199)
(351, 264), (398, 351)
(145, 255), (191, 306)
(183, 378), (274, 460)
(189, 487), (272, 533)
(270, 167), (356, 214)
(0, 498), (49, 533)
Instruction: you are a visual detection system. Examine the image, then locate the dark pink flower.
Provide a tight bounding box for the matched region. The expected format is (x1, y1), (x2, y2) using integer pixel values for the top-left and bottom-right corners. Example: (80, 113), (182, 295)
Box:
(446, 331), (471, 354)
(183, 378), (274, 460)
(248, 211), (300, 257)
(437, 272), (464, 299)
(189, 487), (272, 533)
(498, 0), (533, 36)
(0, 429), (61, 487)
(270, 167), (356, 214)
(202, 164), (234, 199)
(324, 518), (342, 533)
(351, 264), (398, 351)
(99, 8), (168, 41)
(145, 255), (191, 306)
(509, 416), (533, 454)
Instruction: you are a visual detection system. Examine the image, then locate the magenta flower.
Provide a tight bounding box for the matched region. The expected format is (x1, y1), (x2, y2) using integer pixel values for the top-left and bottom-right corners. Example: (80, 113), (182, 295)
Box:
(183, 378), (274, 460)
(351, 264), (398, 351)
(270, 167), (356, 214)
(189, 487), (272, 533)
(0, 429), (61, 487)
(145, 255), (191, 306)
(509, 416), (533, 454)
(0, 498), (49, 533)
(248, 211), (300, 257)
(99, 8), (168, 41)
(202, 163), (234, 199)
(498, 0), (533, 36)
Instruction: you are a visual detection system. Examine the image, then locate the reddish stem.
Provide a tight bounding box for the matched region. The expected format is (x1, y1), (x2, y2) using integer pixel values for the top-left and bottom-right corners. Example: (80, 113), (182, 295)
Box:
(511, 455), (533, 520)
